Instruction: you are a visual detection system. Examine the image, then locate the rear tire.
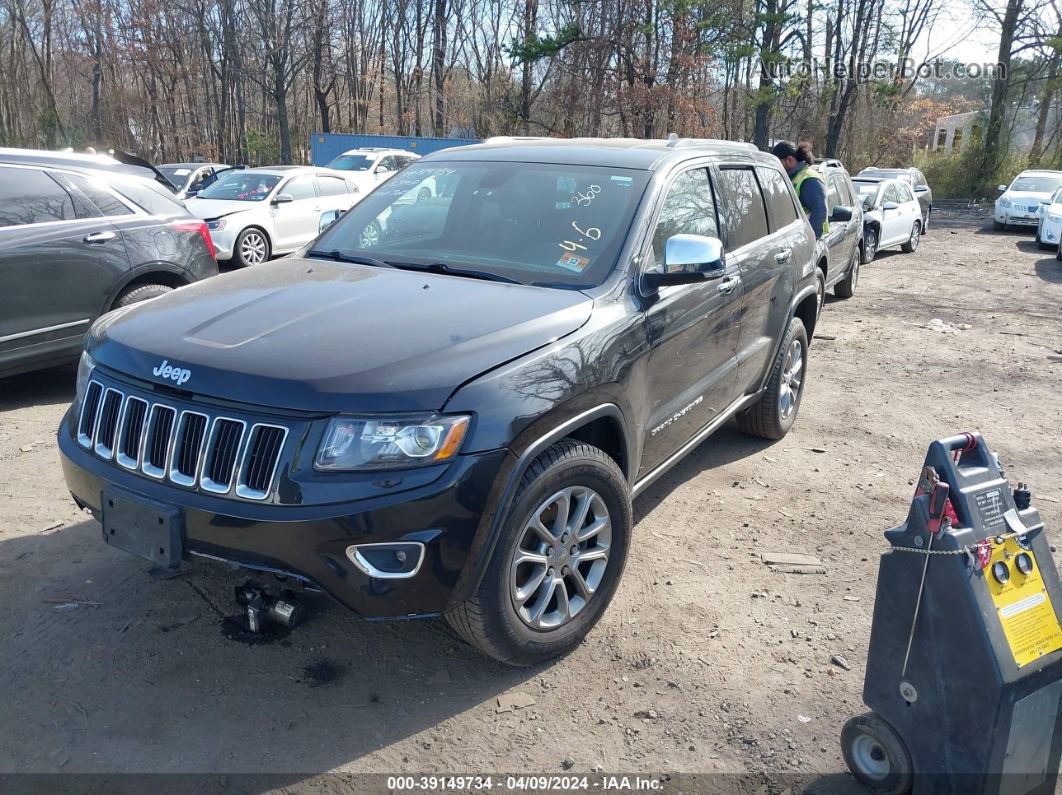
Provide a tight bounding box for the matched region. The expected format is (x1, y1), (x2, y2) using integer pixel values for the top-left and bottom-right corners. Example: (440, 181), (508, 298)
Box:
(834, 246), (859, 299)
(113, 283), (173, 308)
(736, 316), (808, 440)
(900, 221), (920, 253)
(445, 440), (631, 666)
(841, 713), (913, 794)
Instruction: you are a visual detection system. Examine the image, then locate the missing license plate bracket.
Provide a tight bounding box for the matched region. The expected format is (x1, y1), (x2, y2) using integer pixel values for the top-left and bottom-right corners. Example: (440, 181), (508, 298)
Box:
(101, 487), (183, 569)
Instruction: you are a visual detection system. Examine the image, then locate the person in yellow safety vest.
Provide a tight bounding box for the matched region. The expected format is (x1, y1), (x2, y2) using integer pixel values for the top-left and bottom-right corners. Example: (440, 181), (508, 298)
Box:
(770, 140), (828, 239)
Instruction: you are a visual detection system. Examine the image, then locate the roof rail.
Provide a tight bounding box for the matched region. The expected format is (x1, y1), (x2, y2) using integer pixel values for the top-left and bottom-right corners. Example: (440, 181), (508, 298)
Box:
(668, 137), (759, 150)
(482, 136), (550, 144)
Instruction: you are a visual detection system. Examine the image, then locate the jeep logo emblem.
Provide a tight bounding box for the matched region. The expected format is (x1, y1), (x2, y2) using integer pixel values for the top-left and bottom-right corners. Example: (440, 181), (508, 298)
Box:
(152, 359), (191, 386)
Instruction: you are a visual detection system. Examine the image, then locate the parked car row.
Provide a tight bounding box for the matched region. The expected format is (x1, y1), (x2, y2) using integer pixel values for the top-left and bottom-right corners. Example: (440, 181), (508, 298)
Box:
(993, 169), (1062, 262)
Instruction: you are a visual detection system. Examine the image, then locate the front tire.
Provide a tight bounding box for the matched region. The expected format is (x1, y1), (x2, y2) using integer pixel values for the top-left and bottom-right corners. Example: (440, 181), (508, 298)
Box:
(863, 228), (878, 264)
(736, 316), (808, 440)
(900, 221), (921, 253)
(841, 713), (913, 795)
(234, 227), (270, 267)
(445, 440), (631, 666)
(834, 245), (860, 299)
(994, 220), (1007, 231)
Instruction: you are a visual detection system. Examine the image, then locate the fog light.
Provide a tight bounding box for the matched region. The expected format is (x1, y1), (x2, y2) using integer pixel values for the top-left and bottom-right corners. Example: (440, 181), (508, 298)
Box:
(346, 541), (425, 579)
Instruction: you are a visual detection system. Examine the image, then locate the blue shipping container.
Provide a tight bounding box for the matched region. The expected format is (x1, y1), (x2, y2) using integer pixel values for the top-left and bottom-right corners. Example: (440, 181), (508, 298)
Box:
(311, 133), (480, 165)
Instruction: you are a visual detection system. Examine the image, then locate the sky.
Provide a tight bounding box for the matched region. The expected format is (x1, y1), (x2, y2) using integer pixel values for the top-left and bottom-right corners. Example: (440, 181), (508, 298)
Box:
(914, 0), (1002, 65)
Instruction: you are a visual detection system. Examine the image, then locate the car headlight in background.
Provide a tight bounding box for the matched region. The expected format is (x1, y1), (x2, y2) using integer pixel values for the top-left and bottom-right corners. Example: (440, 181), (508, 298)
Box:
(999, 198), (1011, 208)
(75, 351), (96, 402)
(1048, 212), (1062, 222)
(315, 414), (471, 471)
(206, 219), (226, 231)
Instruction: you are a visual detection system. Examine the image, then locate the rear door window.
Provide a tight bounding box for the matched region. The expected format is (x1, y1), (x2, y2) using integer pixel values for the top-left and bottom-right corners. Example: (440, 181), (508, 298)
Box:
(284, 176), (317, 200)
(650, 167), (720, 270)
(316, 176), (349, 196)
(716, 166), (770, 250)
(66, 173), (135, 217)
(111, 177), (188, 216)
(756, 167), (799, 231)
(0, 166), (76, 227)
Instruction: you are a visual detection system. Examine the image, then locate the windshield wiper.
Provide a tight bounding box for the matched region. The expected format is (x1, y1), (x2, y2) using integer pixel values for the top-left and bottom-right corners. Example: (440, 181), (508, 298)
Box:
(306, 249), (397, 269)
(414, 262), (521, 284)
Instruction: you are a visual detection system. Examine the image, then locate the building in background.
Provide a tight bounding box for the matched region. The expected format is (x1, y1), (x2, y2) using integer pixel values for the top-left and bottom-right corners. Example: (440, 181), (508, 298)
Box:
(932, 104), (1062, 154)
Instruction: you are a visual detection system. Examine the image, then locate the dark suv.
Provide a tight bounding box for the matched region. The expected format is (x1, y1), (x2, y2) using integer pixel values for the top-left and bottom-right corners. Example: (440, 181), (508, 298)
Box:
(1, 148), (218, 378)
(59, 138), (820, 665)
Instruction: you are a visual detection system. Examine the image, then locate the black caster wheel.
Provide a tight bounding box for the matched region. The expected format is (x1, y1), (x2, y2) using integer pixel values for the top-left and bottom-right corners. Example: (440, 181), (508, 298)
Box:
(841, 712), (913, 794)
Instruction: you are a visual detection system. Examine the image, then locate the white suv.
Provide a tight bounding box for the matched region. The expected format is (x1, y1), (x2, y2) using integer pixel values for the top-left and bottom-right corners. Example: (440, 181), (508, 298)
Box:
(324, 148), (420, 194)
(184, 167), (359, 267)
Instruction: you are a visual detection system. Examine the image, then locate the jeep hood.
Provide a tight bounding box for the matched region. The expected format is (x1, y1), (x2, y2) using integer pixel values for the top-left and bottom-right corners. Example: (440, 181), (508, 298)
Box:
(86, 258), (593, 413)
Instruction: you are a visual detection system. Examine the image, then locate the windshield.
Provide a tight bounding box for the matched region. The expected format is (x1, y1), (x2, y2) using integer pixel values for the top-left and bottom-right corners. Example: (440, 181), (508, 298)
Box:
(1010, 175), (1062, 194)
(158, 166), (192, 188)
(852, 181), (880, 203)
(312, 161), (651, 288)
(326, 154), (375, 171)
(197, 172), (281, 201)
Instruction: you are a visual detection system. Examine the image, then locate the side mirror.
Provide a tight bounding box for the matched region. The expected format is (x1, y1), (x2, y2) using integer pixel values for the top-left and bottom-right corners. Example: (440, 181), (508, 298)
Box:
(830, 206), (854, 222)
(998, 185), (1007, 192)
(319, 210), (342, 233)
(375, 165), (392, 175)
(882, 201), (898, 211)
(914, 185), (929, 193)
(272, 193), (294, 204)
(1040, 199), (1051, 205)
(644, 234), (724, 289)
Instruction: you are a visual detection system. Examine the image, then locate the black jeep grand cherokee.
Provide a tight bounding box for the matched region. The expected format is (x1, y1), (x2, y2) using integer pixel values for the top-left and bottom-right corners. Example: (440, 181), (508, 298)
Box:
(59, 138), (821, 665)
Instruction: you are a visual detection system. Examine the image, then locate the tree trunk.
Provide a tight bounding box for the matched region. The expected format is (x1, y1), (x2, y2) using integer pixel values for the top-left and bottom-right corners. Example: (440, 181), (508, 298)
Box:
(981, 0), (1023, 193)
(1029, 22), (1061, 166)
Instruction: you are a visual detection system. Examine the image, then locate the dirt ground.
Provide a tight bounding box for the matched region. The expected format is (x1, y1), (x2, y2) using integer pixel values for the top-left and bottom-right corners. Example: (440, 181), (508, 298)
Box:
(1, 209), (1061, 793)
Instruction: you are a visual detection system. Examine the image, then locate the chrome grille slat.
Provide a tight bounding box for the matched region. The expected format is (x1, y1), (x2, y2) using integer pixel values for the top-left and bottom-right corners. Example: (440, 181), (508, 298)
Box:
(78, 381), (104, 447)
(169, 411), (208, 487)
(76, 378), (287, 501)
(93, 388), (124, 459)
(116, 397), (148, 469)
(235, 424), (288, 500)
(142, 405), (176, 479)
(201, 418), (246, 494)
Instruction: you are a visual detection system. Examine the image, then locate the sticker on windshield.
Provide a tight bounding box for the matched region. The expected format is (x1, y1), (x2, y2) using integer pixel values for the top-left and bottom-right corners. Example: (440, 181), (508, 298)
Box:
(556, 253), (590, 273)
(611, 175), (633, 187)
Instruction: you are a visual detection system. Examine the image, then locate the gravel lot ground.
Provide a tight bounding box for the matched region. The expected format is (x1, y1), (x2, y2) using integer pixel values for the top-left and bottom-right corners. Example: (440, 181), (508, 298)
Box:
(1, 208), (1060, 793)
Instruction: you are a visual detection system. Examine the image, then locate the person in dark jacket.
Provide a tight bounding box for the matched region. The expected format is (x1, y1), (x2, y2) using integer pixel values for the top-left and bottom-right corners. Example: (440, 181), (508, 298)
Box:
(771, 141), (828, 239)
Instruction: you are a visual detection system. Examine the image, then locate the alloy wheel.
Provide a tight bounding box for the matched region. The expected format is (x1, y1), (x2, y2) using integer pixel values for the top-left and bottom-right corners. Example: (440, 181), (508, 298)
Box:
(509, 486), (612, 631)
(865, 231), (877, 262)
(909, 224), (920, 251)
(849, 250), (860, 290)
(778, 338), (804, 421)
(240, 231), (267, 265)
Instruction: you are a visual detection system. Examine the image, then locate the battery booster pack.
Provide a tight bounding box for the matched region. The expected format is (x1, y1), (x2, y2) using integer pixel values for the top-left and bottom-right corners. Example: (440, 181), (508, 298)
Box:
(842, 433), (1062, 795)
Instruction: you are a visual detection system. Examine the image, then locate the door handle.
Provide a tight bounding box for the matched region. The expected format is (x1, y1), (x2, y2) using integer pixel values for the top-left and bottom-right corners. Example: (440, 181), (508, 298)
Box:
(718, 275), (739, 295)
(83, 230), (117, 244)
(774, 248), (792, 264)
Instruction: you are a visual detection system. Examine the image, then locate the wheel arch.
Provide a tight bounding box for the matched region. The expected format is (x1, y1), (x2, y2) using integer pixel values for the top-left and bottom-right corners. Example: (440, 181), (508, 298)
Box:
(102, 263), (192, 313)
(454, 403), (632, 602)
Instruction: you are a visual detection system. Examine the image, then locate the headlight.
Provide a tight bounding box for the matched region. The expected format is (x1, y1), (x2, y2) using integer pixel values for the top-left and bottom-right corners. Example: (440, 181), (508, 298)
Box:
(75, 351), (96, 402)
(206, 219), (226, 231)
(1049, 212), (1062, 222)
(315, 414), (471, 471)
(999, 198), (1011, 208)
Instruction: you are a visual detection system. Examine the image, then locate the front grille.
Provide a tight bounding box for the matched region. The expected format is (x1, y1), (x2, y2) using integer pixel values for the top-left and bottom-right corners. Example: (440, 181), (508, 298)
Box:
(76, 380), (287, 501)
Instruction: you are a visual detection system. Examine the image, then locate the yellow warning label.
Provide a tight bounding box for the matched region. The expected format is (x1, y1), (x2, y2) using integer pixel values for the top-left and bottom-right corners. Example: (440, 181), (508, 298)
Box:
(985, 537), (1062, 667)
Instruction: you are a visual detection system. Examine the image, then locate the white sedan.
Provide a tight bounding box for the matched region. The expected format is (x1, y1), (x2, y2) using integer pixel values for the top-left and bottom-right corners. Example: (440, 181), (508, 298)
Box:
(1036, 186), (1062, 259)
(185, 167), (360, 267)
(994, 170), (1062, 231)
(851, 177), (924, 261)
